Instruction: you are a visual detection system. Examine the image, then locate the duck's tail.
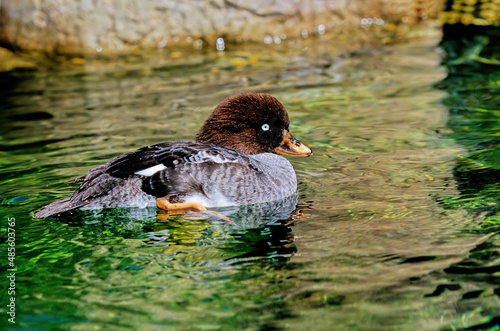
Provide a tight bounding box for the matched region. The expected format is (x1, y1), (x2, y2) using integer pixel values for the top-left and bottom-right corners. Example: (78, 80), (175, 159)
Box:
(34, 198), (82, 218)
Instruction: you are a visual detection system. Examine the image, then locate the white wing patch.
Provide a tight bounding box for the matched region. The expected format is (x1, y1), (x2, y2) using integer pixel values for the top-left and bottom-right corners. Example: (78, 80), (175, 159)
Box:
(134, 164), (167, 176)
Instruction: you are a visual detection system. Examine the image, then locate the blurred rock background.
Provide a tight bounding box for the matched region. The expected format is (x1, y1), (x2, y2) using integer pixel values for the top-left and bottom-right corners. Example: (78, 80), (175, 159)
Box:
(2, 0), (500, 71)
(0, 0), (443, 56)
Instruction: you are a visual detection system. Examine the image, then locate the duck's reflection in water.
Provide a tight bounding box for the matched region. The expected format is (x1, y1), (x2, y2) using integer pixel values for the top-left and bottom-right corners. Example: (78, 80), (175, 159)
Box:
(146, 194), (307, 262)
(67, 194), (308, 263)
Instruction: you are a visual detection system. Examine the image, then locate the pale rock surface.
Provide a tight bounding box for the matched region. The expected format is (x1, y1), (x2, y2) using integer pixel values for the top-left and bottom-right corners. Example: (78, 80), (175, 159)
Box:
(0, 0), (443, 54)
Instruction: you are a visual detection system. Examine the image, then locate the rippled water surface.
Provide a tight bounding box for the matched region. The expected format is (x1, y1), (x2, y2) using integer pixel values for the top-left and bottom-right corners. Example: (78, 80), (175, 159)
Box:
(1, 38), (498, 330)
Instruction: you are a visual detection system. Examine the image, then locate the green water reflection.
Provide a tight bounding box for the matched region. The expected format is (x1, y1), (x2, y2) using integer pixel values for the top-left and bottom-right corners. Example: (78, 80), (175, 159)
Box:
(0, 35), (498, 330)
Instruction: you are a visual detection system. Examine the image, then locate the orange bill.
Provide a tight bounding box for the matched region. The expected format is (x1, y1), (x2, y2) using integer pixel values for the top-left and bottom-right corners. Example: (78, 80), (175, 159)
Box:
(274, 130), (312, 157)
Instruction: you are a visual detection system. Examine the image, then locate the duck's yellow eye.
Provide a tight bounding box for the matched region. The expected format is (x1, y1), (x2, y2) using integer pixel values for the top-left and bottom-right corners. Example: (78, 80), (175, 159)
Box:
(262, 124), (270, 131)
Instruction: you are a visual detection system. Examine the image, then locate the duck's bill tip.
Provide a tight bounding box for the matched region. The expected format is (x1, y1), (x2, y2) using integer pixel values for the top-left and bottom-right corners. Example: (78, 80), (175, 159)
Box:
(275, 131), (312, 157)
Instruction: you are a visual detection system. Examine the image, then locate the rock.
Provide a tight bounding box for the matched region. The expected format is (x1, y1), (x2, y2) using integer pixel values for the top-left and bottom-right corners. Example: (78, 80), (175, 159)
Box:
(0, 0), (443, 55)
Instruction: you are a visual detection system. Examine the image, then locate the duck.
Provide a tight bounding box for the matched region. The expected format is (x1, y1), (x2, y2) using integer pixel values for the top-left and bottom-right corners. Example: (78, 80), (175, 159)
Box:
(34, 93), (312, 218)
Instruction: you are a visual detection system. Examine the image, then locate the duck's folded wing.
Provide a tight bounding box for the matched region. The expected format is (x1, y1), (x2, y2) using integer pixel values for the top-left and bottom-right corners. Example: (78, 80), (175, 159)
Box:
(105, 141), (258, 179)
(110, 142), (262, 199)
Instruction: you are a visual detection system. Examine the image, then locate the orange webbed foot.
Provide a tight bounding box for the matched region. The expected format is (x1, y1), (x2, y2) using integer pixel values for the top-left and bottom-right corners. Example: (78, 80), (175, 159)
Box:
(156, 198), (207, 212)
(156, 198), (231, 223)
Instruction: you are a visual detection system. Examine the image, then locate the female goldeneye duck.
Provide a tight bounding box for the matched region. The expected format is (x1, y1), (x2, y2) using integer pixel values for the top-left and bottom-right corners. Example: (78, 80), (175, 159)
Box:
(35, 93), (312, 218)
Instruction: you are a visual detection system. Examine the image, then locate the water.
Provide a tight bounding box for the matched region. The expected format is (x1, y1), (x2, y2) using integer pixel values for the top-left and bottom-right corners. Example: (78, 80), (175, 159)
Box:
(0, 36), (498, 330)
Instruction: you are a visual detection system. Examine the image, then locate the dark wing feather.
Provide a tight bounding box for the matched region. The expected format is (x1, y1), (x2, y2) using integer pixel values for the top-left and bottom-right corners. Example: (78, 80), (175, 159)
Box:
(105, 144), (169, 178)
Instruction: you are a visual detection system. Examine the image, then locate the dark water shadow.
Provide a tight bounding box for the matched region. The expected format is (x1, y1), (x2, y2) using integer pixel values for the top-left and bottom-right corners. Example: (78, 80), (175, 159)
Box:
(430, 23), (500, 331)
